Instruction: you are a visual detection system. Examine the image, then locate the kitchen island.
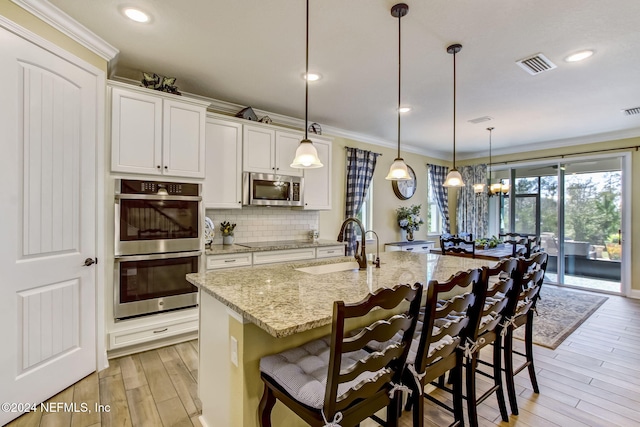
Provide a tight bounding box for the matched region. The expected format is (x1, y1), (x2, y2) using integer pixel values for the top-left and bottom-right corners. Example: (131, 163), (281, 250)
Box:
(186, 251), (496, 427)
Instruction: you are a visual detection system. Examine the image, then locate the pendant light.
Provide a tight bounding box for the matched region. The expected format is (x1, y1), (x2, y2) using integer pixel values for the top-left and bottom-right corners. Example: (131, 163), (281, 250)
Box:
(443, 44), (465, 187)
(290, 0), (323, 169)
(487, 127), (501, 196)
(486, 127), (510, 196)
(385, 3), (411, 181)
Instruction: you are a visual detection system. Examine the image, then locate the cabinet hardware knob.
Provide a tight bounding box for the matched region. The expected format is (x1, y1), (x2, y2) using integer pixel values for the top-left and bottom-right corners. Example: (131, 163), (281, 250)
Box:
(153, 328), (168, 334)
(224, 259), (237, 263)
(164, 165), (168, 169)
(157, 165), (161, 169)
(83, 257), (97, 266)
(406, 248), (414, 251)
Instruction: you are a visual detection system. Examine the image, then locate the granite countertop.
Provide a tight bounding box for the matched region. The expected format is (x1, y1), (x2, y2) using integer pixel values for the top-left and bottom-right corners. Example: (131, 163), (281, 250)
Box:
(205, 239), (344, 255)
(187, 251), (497, 338)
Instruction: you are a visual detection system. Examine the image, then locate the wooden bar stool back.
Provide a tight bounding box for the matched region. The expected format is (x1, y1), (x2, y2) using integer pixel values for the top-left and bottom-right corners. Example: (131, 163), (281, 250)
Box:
(258, 283), (423, 427)
(503, 252), (548, 415)
(404, 268), (485, 427)
(464, 257), (519, 426)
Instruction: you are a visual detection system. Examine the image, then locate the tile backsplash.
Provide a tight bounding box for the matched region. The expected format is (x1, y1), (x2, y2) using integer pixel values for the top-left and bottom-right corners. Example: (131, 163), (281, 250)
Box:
(205, 206), (319, 244)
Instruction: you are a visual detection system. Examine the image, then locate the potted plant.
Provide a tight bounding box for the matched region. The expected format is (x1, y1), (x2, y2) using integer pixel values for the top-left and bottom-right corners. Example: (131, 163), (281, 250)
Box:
(396, 204), (424, 241)
(220, 221), (237, 245)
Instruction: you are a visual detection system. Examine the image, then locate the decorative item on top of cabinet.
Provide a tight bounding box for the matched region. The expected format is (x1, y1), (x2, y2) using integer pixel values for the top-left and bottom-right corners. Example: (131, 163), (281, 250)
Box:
(242, 125), (303, 177)
(203, 115), (243, 209)
(236, 106), (258, 121)
(141, 72), (181, 95)
(109, 81), (208, 178)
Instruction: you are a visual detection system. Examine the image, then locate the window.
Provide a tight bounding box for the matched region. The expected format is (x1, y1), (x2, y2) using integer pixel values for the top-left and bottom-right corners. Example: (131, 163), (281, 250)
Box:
(355, 182), (373, 236)
(426, 174), (442, 235)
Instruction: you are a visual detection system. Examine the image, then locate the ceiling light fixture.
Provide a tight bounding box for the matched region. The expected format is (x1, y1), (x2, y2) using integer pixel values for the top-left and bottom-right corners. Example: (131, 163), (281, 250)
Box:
(122, 7), (150, 23)
(385, 3), (411, 181)
(290, 0), (323, 169)
(302, 72), (321, 81)
(443, 43), (464, 187)
(565, 50), (594, 62)
(398, 106), (411, 113)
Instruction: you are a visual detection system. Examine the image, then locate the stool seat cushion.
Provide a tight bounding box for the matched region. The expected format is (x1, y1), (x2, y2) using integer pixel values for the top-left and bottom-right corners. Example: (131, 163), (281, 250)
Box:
(260, 336), (381, 409)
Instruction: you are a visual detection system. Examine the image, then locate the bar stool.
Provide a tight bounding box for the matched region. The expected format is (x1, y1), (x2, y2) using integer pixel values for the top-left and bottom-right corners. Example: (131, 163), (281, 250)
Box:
(258, 283), (423, 427)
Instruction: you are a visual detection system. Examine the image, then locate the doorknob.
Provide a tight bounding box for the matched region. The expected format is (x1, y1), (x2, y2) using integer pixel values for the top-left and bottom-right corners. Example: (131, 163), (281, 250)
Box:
(83, 257), (97, 266)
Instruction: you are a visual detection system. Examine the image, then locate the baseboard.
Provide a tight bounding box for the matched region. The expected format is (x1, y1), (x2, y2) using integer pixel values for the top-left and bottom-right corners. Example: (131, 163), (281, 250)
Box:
(629, 289), (640, 299)
(105, 330), (198, 359)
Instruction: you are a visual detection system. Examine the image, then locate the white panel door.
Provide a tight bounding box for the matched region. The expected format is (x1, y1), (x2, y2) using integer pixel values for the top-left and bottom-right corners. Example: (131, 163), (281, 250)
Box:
(204, 118), (243, 208)
(163, 99), (206, 178)
(0, 27), (97, 425)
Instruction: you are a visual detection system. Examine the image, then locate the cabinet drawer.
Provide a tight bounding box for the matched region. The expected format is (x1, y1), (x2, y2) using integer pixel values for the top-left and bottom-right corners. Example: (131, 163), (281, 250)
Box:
(401, 242), (434, 253)
(109, 316), (198, 350)
(253, 248), (316, 265)
(317, 245), (346, 258)
(207, 253), (252, 270)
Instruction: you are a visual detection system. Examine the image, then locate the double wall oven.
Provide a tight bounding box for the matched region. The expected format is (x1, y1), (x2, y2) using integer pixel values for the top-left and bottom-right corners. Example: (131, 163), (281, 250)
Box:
(114, 179), (201, 320)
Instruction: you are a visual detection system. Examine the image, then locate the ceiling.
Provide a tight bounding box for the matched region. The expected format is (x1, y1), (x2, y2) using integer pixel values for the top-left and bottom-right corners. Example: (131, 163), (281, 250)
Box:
(49, 0), (640, 160)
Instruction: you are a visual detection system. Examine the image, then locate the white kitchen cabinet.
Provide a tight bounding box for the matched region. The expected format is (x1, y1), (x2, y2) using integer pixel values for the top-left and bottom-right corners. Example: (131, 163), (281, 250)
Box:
(242, 125), (303, 177)
(206, 252), (252, 270)
(302, 137), (332, 210)
(316, 245), (346, 258)
(204, 116), (243, 208)
(384, 241), (435, 253)
(110, 81), (208, 178)
(252, 248), (316, 265)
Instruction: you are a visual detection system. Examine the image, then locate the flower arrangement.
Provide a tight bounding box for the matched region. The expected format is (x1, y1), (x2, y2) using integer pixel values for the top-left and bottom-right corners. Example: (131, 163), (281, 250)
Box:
(396, 204), (424, 232)
(475, 236), (501, 249)
(220, 221), (236, 236)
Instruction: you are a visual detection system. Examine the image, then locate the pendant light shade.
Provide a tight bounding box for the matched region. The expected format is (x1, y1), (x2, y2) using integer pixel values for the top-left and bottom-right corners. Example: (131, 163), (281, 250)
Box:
(385, 3), (411, 181)
(443, 43), (465, 188)
(291, 0), (323, 169)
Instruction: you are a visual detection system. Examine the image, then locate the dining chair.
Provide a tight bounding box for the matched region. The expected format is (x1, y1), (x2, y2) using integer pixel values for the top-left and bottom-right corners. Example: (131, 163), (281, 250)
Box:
(258, 283), (423, 427)
(465, 258), (519, 426)
(502, 252), (548, 415)
(440, 236), (476, 258)
(499, 233), (528, 257)
(403, 268), (485, 427)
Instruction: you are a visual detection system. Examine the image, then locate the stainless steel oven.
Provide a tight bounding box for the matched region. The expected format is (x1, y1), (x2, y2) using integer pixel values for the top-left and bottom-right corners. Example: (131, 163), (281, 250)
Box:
(115, 179), (201, 256)
(114, 179), (202, 319)
(114, 251), (200, 319)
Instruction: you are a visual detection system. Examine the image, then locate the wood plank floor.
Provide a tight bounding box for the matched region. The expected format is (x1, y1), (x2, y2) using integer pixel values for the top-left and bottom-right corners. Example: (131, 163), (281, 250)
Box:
(6, 293), (640, 427)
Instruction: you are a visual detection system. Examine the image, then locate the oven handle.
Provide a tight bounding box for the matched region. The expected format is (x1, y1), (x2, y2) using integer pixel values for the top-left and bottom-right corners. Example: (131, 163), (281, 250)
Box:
(115, 194), (202, 202)
(115, 250), (202, 262)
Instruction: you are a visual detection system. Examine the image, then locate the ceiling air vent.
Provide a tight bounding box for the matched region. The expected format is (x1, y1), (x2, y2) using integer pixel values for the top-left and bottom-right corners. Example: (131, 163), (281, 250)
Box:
(623, 107), (640, 116)
(468, 116), (493, 124)
(516, 53), (557, 75)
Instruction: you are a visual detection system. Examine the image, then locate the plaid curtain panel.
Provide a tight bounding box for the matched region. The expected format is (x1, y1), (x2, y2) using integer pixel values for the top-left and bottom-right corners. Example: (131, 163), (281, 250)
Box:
(427, 164), (451, 234)
(344, 148), (379, 255)
(457, 164), (488, 238)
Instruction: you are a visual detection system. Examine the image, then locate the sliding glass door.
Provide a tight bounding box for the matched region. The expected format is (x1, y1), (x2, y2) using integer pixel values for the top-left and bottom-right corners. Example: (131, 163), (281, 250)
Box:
(501, 156), (623, 294)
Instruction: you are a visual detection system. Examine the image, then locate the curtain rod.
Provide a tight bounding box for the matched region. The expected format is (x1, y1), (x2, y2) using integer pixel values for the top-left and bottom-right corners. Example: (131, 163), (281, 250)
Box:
(344, 146), (382, 156)
(493, 144), (639, 166)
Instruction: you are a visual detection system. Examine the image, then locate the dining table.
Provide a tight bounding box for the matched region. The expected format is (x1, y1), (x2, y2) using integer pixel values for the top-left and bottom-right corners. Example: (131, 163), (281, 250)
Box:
(431, 243), (526, 260)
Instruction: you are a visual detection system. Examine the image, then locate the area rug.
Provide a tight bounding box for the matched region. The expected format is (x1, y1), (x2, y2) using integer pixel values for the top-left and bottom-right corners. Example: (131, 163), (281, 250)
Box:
(512, 285), (608, 350)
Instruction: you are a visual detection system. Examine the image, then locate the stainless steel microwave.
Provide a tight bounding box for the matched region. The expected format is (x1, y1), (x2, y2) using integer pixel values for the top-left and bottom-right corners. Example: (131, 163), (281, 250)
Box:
(242, 172), (303, 207)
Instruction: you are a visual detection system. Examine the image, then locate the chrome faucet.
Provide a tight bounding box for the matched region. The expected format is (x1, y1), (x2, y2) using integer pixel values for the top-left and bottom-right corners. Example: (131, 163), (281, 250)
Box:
(365, 230), (381, 268)
(336, 217), (368, 270)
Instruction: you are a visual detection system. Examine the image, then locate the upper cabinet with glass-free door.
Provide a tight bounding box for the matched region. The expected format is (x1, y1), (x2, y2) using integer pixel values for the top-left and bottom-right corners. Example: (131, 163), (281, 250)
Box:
(110, 81), (209, 178)
(204, 115), (243, 209)
(242, 124), (303, 177)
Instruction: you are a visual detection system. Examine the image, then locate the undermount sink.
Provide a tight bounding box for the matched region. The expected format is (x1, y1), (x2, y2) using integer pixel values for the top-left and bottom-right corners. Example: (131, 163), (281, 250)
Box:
(295, 261), (361, 275)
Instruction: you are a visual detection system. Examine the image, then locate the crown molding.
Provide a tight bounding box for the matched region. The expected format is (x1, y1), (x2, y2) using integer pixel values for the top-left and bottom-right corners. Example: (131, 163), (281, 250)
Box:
(11, 0), (119, 61)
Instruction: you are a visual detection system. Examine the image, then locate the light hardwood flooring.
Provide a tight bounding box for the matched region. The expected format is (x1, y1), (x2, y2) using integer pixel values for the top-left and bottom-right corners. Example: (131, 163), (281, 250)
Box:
(6, 293), (640, 427)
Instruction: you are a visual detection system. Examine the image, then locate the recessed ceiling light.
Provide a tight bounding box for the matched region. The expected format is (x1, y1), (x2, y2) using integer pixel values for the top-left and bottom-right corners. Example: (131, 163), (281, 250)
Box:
(398, 106), (411, 113)
(122, 7), (150, 23)
(565, 50), (594, 62)
(302, 72), (321, 81)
